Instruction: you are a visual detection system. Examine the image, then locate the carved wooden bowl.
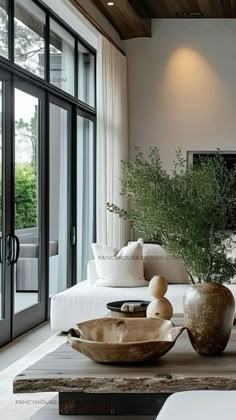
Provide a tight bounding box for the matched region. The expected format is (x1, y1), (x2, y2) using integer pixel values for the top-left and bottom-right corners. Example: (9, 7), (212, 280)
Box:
(68, 317), (185, 363)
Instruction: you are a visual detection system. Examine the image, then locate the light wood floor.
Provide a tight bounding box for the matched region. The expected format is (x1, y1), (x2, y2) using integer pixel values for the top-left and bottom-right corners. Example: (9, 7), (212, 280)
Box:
(0, 322), (54, 371)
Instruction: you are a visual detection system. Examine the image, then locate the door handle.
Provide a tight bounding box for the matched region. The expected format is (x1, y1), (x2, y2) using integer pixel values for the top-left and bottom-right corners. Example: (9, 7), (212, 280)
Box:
(12, 235), (20, 264)
(7, 234), (13, 265)
(7, 234), (20, 265)
(72, 225), (77, 246)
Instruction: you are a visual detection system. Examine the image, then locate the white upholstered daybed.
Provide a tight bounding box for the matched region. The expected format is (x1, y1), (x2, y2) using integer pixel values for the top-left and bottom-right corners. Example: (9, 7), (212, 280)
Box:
(51, 242), (236, 332)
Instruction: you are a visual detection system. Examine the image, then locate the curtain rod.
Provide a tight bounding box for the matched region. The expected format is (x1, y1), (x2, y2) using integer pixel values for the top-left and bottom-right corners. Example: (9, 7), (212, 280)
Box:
(69, 0), (126, 57)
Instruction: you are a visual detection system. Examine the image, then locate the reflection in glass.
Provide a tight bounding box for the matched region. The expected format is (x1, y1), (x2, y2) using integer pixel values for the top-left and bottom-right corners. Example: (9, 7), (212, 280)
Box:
(77, 115), (95, 282)
(50, 19), (75, 96)
(0, 82), (2, 320)
(78, 42), (95, 107)
(14, 89), (39, 313)
(49, 103), (68, 296)
(0, 0), (8, 59)
(14, 0), (45, 78)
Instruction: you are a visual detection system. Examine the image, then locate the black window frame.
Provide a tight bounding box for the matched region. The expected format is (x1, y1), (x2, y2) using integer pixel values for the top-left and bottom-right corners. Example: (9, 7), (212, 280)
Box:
(3, 0), (96, 112)
(0, 0), (97, 343)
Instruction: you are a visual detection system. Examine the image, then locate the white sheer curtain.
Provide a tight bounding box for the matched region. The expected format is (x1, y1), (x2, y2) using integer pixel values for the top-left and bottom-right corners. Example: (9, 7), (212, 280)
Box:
(97, 36), (129, 249)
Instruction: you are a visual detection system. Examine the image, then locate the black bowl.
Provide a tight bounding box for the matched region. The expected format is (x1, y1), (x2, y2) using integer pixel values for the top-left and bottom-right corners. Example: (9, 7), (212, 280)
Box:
(107, 300), (150, 313)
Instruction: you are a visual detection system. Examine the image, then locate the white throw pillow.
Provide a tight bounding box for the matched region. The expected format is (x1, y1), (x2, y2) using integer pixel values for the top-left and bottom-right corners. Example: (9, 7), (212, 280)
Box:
(92, 242), (148, 287)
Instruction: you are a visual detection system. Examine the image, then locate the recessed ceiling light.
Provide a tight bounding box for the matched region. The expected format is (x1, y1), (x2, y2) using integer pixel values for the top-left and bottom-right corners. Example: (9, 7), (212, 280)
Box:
(107, 1), (115, 5)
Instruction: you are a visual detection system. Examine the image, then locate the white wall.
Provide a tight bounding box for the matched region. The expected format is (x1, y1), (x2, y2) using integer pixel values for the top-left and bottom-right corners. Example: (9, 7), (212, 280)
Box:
(125, 19), (236, 171)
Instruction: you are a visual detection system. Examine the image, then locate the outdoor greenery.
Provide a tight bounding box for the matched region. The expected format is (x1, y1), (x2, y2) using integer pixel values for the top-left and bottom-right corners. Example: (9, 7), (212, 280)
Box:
(0, 4), (44, 76)
(15, 163), (37, 230)
(0, 163), (37, 231)
(0, 4), (39, 230)
(0, 2), (59, 78)
(0, 114), (38, 231)
(15, 111), (37, 163)
(107, 148), (236, 284)
(14, 111), (37, 230)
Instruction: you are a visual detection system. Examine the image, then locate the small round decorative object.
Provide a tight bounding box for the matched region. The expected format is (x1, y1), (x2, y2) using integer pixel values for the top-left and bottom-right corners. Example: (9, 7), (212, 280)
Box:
(147, 275), (173, 320)
(149, 275), (168, 298)
(146, 297), (173, 320)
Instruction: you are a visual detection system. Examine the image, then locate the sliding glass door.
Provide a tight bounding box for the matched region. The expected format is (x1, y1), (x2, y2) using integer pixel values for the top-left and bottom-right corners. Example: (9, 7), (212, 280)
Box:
(77, 112), (96, 282)
(14, 88), (40, 312)
(0, 0), (96, 348)
(0, 69), (96, 347)
(12, 81), (47, 338)
(49, 97), (72, 296)
(0, 70), (11, 346)
(0, 73), (47, 346)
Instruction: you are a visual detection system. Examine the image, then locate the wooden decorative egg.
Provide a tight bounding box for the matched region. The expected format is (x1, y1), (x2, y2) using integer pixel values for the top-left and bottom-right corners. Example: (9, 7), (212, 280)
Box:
(149, 275), (167, 298)
(147, 275), (173, 320)
(146, 298), (173, 320)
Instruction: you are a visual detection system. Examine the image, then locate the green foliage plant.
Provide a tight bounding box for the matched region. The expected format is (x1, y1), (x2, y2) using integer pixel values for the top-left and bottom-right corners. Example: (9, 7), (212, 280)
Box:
(107, 148), (236, 284)
(15, 163), (37, 230)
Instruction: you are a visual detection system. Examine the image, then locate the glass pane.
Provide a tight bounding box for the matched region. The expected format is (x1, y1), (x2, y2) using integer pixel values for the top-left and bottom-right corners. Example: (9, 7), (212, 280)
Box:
(49, 103), (68, 296)
(77, 115), (95, 282)
(14, 89), (39, 313)
(0, 0), (8, 59)
(78, 42), (95, 107)
(50, 19), (75, 96)
(14, 0), (45, 78)
(0, 82), (3, 320)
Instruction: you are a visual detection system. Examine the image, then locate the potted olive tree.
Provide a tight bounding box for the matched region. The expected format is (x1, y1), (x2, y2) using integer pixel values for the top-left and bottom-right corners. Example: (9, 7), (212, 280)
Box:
(108, 148), (236, 355)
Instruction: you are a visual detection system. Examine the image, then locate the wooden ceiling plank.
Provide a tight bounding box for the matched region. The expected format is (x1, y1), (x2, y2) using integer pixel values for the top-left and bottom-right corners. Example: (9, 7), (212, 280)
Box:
(92, 0), (151, 39)
(91, 0), (236, 39)
(128, 0), (152, 18)
(111, 1), (149, 32)
(92, 0), (124, 38)
(141, 0), (165, 17)
(197, 0), (223, 17)
(218, 0), (235, 17)
(181, 0), (201, 13)
(157, 0), (177, 17)
(230, 0), (236, 15)
(135, 0), (236, 18)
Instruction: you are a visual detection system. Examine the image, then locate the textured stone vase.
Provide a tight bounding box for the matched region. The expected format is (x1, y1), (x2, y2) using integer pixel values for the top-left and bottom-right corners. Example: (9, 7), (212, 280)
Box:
(184, 283), (235, 355)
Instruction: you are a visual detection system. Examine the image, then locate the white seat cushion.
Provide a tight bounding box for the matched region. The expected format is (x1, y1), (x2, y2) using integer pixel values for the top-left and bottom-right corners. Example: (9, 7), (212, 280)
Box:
(50, 281), (190, 331)
(50, 278), (236, 332)
(157, 391), (236, 420)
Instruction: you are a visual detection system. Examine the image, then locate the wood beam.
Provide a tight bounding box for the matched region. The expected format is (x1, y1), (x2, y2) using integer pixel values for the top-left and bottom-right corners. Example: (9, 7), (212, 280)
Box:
(92, 0), (151, 40)
(69, 0), (126, 55)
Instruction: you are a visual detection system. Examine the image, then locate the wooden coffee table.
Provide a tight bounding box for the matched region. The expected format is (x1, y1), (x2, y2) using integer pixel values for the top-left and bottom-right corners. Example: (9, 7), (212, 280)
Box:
(13, 327), (236, 416)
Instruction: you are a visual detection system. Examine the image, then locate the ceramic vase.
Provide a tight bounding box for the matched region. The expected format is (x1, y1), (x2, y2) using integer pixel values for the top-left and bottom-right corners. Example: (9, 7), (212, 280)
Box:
(184, 283), (235, 355)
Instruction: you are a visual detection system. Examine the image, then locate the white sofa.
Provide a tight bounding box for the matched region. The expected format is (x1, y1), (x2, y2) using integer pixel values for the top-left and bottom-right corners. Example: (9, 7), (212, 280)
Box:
(50, 258), (236, 331)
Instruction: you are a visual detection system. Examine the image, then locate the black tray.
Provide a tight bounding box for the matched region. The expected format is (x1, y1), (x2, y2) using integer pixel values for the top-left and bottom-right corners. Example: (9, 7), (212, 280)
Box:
(107, 300), (150, 313)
